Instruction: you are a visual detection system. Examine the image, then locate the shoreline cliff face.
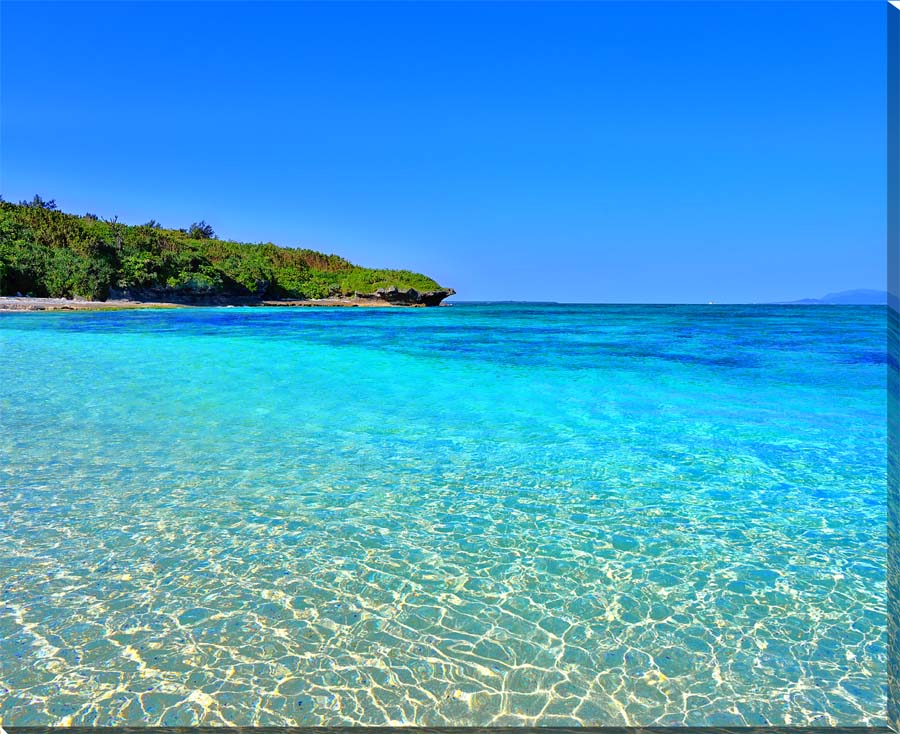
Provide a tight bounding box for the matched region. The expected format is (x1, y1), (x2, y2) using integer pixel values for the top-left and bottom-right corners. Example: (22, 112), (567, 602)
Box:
(104, 285), (457, 308)
(0, 291), (457, 311)
(0, 199), (453, 306)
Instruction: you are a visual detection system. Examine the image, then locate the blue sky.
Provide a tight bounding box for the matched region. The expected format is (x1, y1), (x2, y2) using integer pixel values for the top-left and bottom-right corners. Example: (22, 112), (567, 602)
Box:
(0, 1), (885, 303)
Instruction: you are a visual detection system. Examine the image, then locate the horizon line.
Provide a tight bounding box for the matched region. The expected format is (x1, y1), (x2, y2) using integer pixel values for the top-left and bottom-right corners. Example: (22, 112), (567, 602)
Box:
(444, 300), (887, 306)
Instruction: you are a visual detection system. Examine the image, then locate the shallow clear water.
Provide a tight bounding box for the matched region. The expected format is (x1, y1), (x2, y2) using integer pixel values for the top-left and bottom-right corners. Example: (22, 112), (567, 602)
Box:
(0, 303), (887, 726)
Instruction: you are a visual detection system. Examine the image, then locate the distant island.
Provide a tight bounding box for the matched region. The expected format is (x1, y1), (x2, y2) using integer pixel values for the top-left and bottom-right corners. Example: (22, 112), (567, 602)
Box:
(0, 196), (454, 309)
(774, 289), (888, 306)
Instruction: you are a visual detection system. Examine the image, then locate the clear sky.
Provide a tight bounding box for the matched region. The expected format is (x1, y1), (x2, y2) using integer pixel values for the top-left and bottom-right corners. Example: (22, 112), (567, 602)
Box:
(0, 1), (885, 303)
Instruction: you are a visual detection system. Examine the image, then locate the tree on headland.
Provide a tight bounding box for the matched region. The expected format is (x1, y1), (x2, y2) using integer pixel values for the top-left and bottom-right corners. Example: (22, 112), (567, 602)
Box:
(20, 195), (57, 210)
(102, 215), (125, 251)
(142, 219), (163, 229)
(189, 221), (215, 239)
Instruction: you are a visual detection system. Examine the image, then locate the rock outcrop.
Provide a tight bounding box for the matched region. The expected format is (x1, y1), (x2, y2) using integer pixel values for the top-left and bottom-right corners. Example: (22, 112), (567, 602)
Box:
(417, 288), (456, 306)
(369, 286), (456, 306)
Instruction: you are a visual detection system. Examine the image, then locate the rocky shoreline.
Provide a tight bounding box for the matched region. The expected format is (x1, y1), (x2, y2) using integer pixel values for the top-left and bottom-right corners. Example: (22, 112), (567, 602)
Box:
(0, 287), (456, 312)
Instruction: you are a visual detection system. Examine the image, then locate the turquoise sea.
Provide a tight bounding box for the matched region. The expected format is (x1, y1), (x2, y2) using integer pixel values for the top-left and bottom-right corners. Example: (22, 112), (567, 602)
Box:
(0, 303), (887, 726)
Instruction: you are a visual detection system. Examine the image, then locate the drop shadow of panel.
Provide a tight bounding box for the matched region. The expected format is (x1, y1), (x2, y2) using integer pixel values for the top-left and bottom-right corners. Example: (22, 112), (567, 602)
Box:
(889, 2), (900, 732)
(0, 728), (895, 734)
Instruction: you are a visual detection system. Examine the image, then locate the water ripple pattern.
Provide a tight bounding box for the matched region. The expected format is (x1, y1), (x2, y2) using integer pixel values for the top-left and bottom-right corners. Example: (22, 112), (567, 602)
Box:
(0, 304), (887, 726)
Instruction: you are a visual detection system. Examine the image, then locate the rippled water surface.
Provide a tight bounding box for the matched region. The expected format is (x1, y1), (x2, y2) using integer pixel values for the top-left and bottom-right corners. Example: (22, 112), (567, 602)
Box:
(0, 304), (887, 726)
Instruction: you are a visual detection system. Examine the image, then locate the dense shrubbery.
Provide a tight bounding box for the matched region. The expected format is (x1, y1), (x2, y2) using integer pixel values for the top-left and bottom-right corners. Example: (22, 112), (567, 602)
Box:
(0, 199), (442, 300)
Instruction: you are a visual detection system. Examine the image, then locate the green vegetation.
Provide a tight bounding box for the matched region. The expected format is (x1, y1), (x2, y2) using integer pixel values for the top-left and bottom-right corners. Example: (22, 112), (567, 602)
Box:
(0, 197), (443, 301)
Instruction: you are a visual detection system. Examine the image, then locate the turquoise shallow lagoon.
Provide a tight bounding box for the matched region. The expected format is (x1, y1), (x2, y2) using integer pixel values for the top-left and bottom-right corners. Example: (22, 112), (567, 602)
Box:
(0, 303), (887, 726)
